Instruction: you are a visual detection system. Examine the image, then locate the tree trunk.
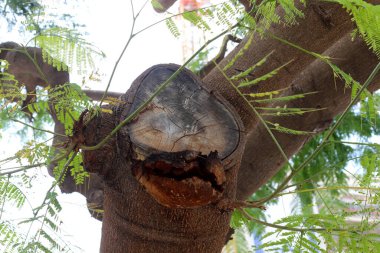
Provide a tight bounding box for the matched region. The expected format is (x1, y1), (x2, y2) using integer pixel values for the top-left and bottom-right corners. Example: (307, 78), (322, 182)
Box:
(2, 1), (380, 252)
(82, 65), (245, 252)
(85, 3), (378, 252)
(82, 2), (380, 252)
(202, 0), (380, 199)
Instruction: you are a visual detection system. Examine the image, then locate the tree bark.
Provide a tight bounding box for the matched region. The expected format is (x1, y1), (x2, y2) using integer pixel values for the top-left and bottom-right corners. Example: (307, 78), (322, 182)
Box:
(202, 1), (380, 199)
(82, 65), (246, 252)
(2, 1), (380, 252)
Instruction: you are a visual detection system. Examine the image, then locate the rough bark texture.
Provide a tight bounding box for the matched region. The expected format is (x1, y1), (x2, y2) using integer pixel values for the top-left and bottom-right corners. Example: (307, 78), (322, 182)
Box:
(202, 0), (380, 199)
(2, 0), (380, 252)
(82, 64), (246, 252)
(236, 35), (380, 199)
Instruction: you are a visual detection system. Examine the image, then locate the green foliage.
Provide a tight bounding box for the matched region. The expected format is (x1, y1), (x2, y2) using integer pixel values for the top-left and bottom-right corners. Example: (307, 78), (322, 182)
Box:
(224, 33), (254, 71)
(183, 11), (211, 31)
(230, 51), (274, 81)
(330, 0), (380, 58)
(187, 49), (213, 73)
(266, 121), (314, 135)
(49, 83), (92, 135)
(239, 60), (293, 87)
(33, 27), (105, 73)
(15, 141), (50, 165)
(255, 213), (380, 252)
(0, 222), (22, 252)
(0, 0), (42, 29)
(69, 154), (88, 185)
(0, 176), (26, 208)
(16, 191), (73, 253)
(270, 33), (379, 127)
(54, 152), (88, 185)
(165, 18), (181, 38)
(255, 0), (305, 31)
(0, 60), (22, 102)
(165, 1), (245, 41)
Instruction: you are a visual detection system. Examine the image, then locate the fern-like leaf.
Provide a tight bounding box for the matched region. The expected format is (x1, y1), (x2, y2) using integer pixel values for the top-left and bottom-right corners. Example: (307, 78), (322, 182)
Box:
(330, 0), (380, 58)
(165, 18), (181, 38)
(266, 121), (314, 135)
(34, 27), (105, 74)
(231, 51), (274, 81)
(238, 60), (293, 87)
(0, 179), (26, 208)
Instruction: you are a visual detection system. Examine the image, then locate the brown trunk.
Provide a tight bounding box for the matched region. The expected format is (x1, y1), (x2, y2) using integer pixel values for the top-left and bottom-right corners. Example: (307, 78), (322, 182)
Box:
(2, 1), (380, 252)
(82, 65), (246, 252)
(202, 1), (380, 199)
(83, 2), (380, 252)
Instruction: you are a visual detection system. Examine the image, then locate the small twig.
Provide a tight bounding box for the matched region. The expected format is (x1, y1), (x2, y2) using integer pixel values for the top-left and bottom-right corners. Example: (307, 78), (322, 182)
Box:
(198, 34), (242, 78)
(213, 60), (295, 171)
(239, 208), (352, 233)
(0, 163), (45, 176)
(252, 34), (380, 203)
(11, 118), (67, 137)
(217, 199), (266, 210)
(32, 150), (77, 217)
(0, 143), (75, 177)
(98, 2), (137, 106)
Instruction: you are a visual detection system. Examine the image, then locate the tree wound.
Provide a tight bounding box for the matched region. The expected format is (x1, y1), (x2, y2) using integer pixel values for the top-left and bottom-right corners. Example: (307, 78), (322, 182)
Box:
(132, 150), (226, 208)
(122, 64), (240, 159)
(118, 64), (242, 208)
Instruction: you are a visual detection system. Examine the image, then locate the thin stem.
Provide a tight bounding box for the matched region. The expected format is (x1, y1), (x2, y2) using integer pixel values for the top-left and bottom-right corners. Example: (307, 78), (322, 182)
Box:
(0, 163), (45, 176)
(257, 61), (380, 205)
(328, 140), (380, 147)
(212, 60), (294, 170)
(275, 186), (380, 198)
(134, 2), (227, 36)
(0, 155), (18, 165)
(136, 0), (150, 18)
(130, 0), (135, 18)
(0, 143), (75, 176)
(99, 4), (136, 106)
(11, 118), (67, 137)
(239, 208), (351, 233)
(32, 151), (77, 217)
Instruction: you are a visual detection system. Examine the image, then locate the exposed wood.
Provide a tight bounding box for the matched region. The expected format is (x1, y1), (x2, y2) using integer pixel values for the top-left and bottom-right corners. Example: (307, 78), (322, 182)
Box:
(132, 150), (226, 208)
(82, 64), (246, 252)
(2, 1), (380, 252)
(124, 64), (240, 158)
